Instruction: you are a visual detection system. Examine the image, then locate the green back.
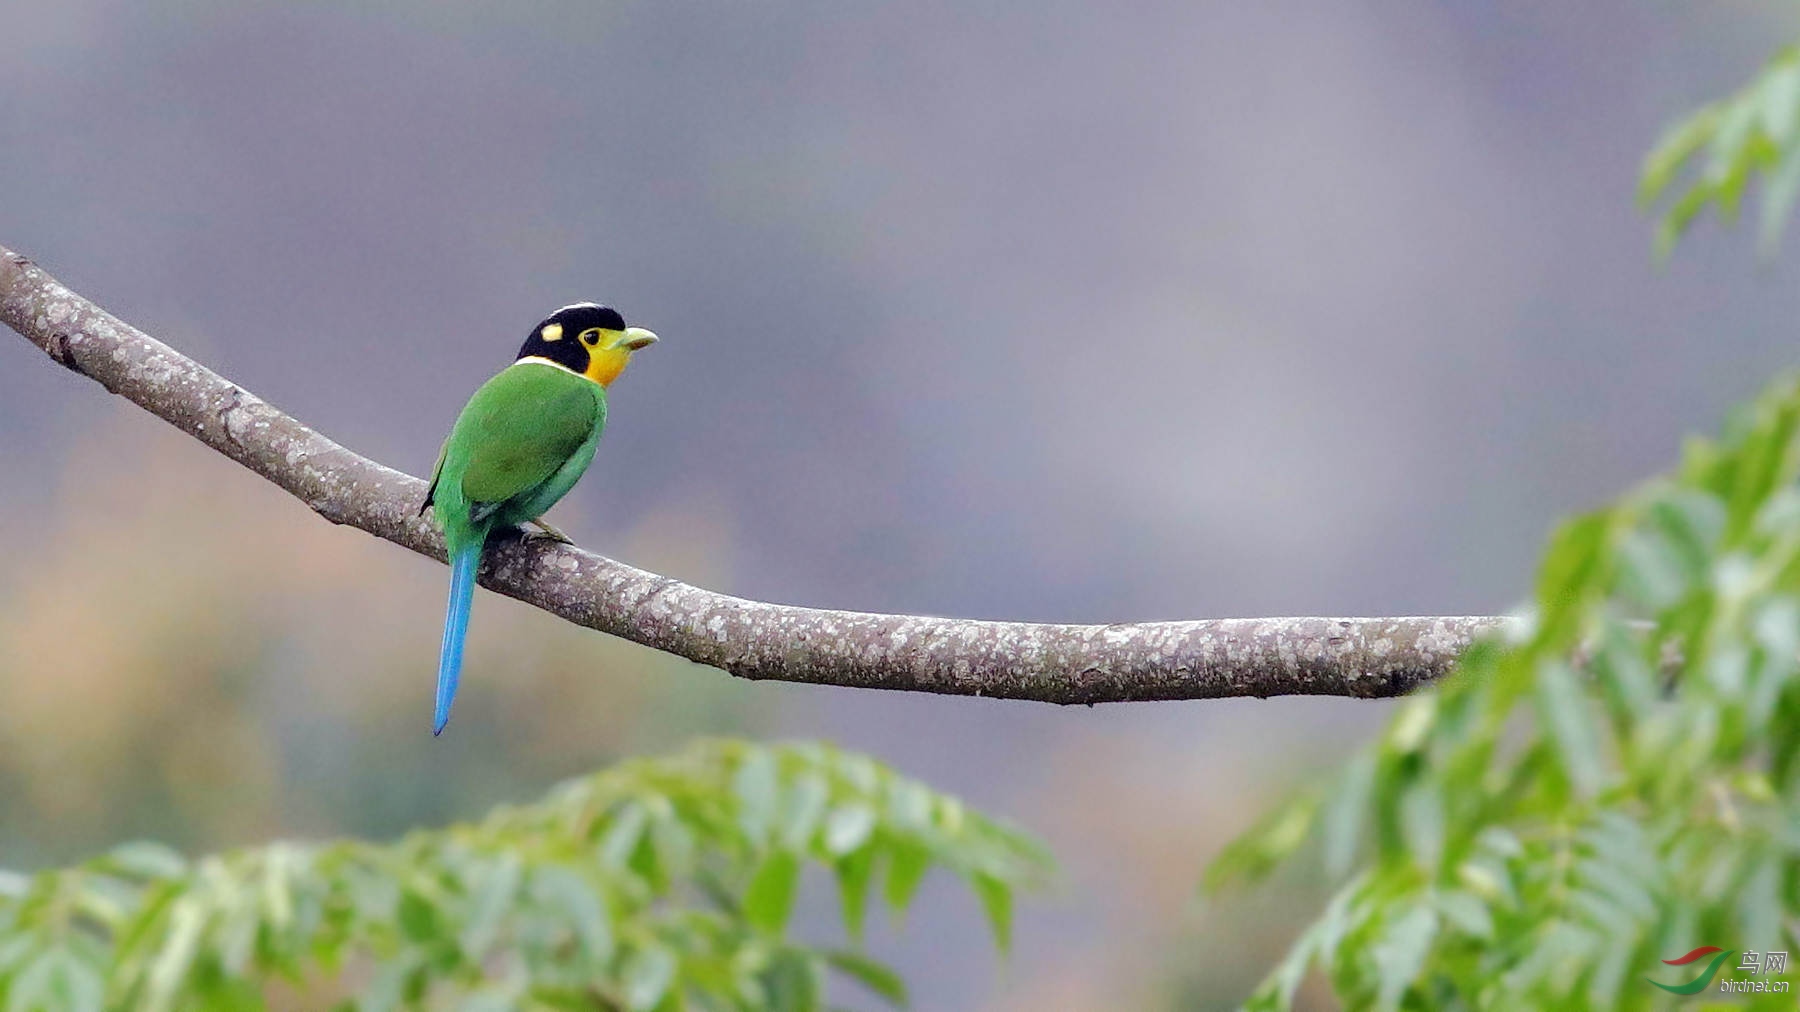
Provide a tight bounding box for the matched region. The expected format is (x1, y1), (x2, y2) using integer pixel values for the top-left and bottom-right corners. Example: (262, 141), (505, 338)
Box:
(439, 362), (605, 509)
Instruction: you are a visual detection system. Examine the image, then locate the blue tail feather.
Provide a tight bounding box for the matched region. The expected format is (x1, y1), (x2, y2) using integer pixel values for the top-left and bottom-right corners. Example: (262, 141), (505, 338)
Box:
(435, 544), (481, 735)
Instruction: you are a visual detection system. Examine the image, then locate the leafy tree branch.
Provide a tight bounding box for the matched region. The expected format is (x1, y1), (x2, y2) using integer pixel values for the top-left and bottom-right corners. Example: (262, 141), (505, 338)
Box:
(1642, 43), (1800, 256)
(1212, 372), (1800, 1009)
(1217, 40), (1800, 1011)
(0, 740), (1050, 1011)
(0, 243), (1501, 705)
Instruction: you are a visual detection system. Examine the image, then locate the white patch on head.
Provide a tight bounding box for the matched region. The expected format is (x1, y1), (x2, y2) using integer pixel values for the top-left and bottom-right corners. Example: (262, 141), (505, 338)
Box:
(540, 322), (564, 342)
(556, 301), (604, 314)
(513, 355), (584, 377)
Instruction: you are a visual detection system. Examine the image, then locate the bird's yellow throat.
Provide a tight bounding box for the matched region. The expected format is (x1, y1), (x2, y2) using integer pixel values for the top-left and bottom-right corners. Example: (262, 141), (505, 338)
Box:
(584, 346), (631, 386)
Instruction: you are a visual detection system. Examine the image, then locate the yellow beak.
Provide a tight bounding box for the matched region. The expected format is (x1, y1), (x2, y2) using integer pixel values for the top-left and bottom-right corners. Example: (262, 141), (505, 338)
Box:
(621, 327), (658, 351)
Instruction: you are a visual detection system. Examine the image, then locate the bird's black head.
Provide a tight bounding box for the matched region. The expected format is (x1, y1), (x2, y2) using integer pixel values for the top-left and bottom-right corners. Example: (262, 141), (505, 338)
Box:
(516, 303), (657, 386)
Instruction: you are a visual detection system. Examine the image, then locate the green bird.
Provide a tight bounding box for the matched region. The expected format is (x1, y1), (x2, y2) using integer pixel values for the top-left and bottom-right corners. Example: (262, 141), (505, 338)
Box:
(422, 303), (658, 735)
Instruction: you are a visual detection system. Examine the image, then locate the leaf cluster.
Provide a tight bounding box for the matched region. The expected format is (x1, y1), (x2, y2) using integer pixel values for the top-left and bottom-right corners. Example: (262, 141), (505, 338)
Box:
(1210, 374), (1800, 1010)
(1641, 44), (1800, 256)
(0, 739), (1050, 1012)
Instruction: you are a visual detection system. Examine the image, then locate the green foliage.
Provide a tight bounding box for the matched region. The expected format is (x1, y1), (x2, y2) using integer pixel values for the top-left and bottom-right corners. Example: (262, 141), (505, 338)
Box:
(1211, 371), (1800, 1009)
(1640, 45), (1800, 257)
(1214, 37), (1800, 1010)
(0, 740), (1050, 1011)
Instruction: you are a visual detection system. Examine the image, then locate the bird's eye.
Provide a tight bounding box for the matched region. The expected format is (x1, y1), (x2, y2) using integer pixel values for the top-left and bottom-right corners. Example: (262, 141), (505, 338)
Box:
(579, 329), (602, 347)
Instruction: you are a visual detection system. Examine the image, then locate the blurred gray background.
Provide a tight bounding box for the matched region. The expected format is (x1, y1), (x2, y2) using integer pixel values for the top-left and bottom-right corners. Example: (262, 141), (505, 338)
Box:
(4, 2), (1799, 1007)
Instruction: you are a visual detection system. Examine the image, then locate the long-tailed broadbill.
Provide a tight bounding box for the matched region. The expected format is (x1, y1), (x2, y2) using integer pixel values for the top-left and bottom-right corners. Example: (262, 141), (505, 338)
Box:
(421, 303), (657, 734)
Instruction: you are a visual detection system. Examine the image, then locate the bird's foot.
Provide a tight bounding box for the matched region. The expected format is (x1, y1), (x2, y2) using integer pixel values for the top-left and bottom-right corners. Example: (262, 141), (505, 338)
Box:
(523, 518), (574, 545)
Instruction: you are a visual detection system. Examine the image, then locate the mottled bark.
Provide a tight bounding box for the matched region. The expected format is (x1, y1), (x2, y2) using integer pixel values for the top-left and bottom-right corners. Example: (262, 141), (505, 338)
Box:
(1, 243), (1511, 703)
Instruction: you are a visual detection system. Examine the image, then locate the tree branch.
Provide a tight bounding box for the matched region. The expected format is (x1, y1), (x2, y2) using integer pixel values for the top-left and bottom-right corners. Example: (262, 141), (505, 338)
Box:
(1, 242), (1509, 704)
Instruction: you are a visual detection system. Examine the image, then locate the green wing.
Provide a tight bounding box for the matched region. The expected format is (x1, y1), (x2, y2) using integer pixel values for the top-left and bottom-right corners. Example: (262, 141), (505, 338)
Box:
(420, 439), (449, 515)
(448, 363), (603, 508)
